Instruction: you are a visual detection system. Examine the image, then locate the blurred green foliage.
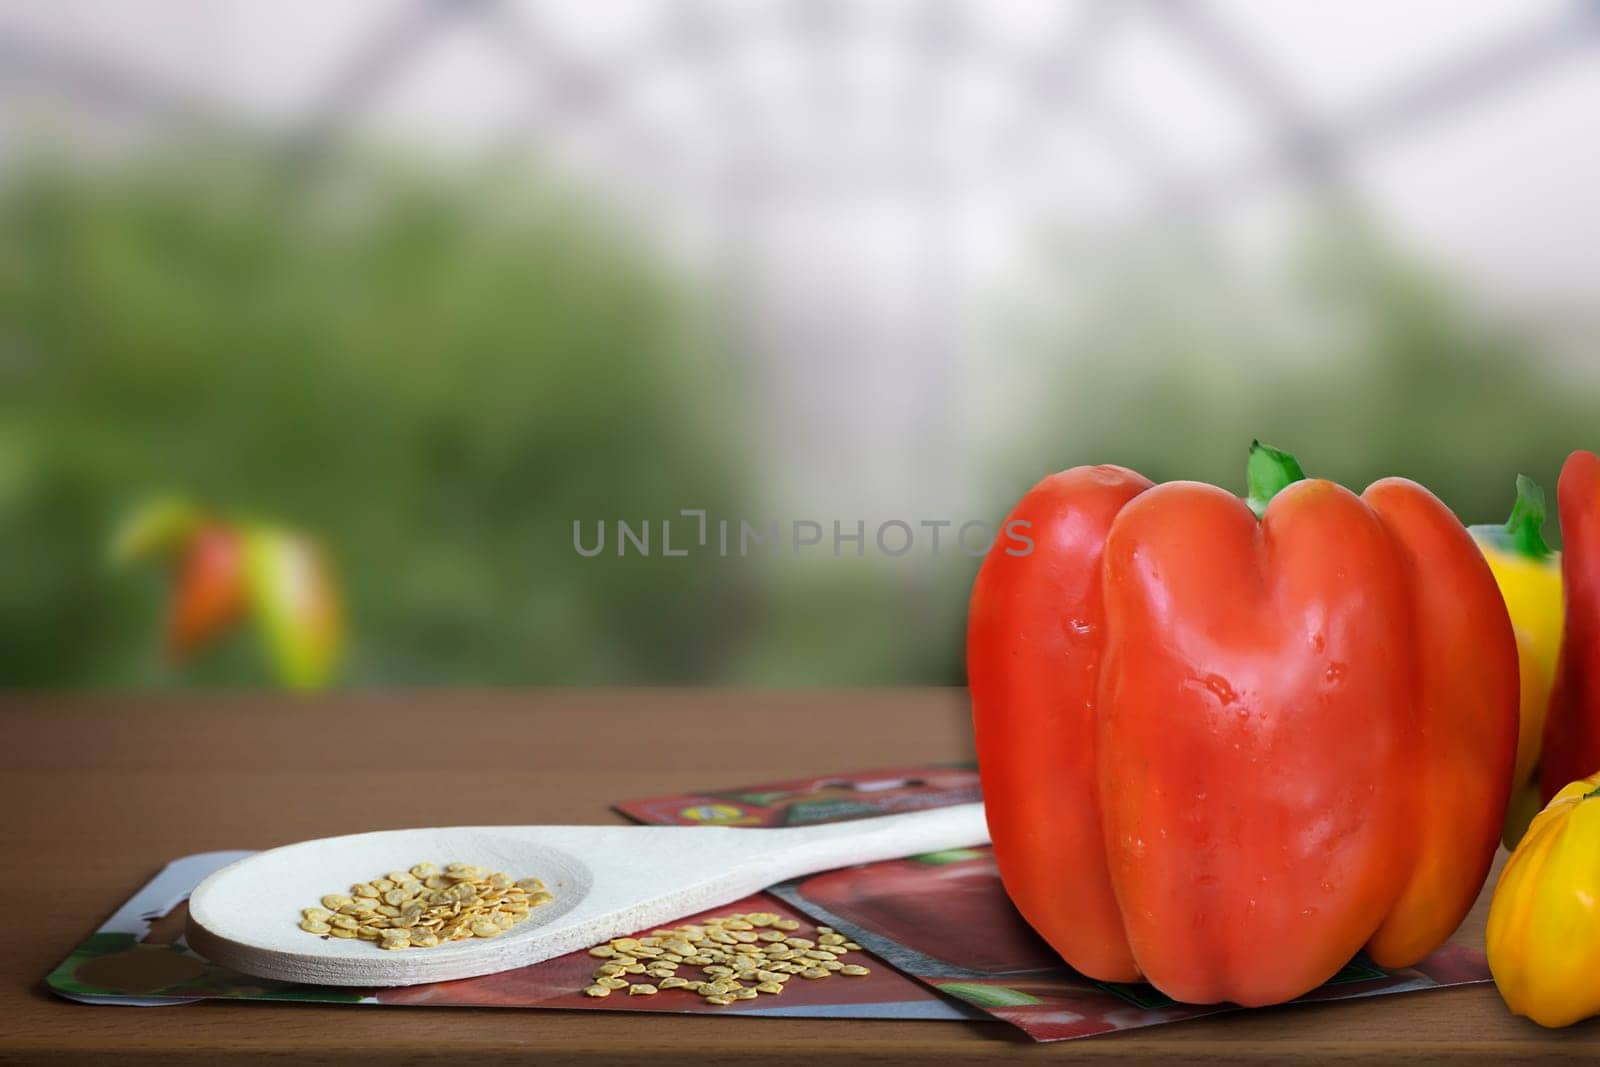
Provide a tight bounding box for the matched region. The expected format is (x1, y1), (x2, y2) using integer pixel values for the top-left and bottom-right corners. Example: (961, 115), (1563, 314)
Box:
(720, 563), (974, 687)
(0, 150), (741, 686)
(1, 151), (1594, 690)
(996, 219), (1599, 540)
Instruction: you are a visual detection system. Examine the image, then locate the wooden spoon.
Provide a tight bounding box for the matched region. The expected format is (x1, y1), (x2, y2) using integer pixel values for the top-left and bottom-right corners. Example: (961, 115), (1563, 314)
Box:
(186, 803), (988, 986)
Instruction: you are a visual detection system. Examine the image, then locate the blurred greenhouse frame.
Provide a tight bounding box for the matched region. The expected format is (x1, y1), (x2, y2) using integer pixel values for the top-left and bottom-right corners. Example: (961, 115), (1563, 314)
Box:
(2, 3), (1598, 690)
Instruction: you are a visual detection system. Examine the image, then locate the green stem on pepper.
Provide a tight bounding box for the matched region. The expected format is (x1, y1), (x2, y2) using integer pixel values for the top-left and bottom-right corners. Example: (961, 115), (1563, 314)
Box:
(1469, 474), (1553, 559)
(1505, 475), (1554, 558)
(1246, 440), (1307, 518)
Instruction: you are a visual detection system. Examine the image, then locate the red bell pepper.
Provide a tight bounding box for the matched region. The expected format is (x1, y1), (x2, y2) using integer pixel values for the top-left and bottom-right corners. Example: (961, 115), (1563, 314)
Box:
(168, 523), (247, 659)
(1541, 450), (1600, 800)
(967, 443), (1518, 1006)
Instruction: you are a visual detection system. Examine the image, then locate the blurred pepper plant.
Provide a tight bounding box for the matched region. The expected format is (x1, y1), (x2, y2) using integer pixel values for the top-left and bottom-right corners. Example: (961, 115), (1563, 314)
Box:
(0, 148), (740, 687)
(112, 496), (343, 689)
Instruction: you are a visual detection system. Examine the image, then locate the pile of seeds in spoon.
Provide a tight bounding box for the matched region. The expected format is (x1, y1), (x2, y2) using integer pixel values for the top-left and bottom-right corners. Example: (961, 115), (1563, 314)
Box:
(582, 911), (870, 1004)
(298, 861), (553, 951)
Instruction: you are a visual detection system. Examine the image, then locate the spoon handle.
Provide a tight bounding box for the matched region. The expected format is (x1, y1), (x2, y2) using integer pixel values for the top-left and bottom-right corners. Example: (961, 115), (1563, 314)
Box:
(757, 801), (989, 882)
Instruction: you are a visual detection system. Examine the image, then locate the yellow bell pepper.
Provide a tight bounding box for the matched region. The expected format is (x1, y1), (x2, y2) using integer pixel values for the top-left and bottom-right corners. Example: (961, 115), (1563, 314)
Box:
(1470, 476), (1564, 846)
(1486, 770), (1600, 1028)
(244, 526), (344, 690)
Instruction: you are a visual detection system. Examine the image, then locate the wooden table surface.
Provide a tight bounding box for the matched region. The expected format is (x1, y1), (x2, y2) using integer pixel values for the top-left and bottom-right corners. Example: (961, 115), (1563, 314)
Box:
(4, 689), (1596, 1064)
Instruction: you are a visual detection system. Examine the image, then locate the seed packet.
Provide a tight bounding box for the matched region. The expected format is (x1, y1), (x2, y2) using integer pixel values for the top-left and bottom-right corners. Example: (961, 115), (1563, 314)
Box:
(45, 852), (976, 1021)
(46, 763), (1488, 1039)
(616, 765), (1494, 1042)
